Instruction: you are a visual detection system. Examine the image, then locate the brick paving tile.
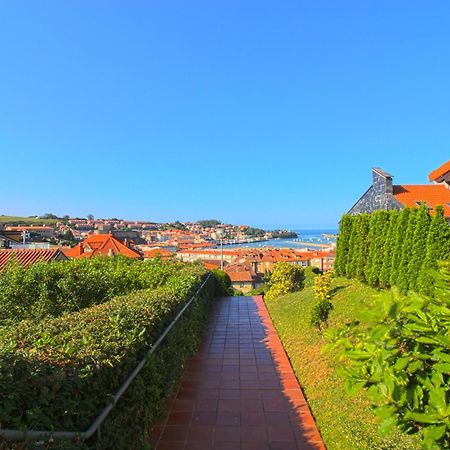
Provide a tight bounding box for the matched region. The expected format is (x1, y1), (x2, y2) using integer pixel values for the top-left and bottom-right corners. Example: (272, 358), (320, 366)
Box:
(152, 296), (325, 450)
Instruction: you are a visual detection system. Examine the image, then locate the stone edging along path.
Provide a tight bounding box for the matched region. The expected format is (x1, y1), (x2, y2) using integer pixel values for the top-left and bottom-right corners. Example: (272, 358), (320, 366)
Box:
(150, 295), (325, 450)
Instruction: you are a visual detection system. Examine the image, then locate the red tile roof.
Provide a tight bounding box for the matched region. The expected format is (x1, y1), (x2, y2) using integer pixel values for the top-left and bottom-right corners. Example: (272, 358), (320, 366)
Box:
(0, 248), (66, 271)
(202, 260), (222, 270)
(226, 270), (254, 283)
(429, 160), (450, 182)
(63, 234), (141, 259)
(5, 226), (54, 231)
(225, 263), (255, 283)
(393, 184), (450, 217)
(143, 248), (173, 259)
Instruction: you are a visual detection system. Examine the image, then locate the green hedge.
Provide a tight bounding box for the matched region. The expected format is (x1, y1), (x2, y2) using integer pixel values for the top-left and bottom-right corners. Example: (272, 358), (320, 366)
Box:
(335, 206), (450, 293)
(0, 256), (197, 325)
(0, 270), (224, 449)
(327, 263), (450, 449)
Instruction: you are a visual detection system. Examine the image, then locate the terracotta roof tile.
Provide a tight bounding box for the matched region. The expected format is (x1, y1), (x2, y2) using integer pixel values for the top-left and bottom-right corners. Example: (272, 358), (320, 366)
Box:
(226, 270), (254, 282)
(64, 234), (141, 259)
(393, 184), (450, 217)
(143, 248), (173, 258)
(429, 160), (450, 182)
(0, 248), (66, 271)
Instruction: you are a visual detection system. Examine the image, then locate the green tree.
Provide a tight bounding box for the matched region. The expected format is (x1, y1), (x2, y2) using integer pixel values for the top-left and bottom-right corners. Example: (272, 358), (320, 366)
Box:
(265, 262), (305, 300)
(335, 214), (353, 276)
(211, 269), (233, 295)
(418, 205), (450, 295)
(365, 211), (390, 287)
(197, 219), (222, 227)
(354, 214), (370, 282)
(389, 208), (411, 287)
(345, 215), (359, 278)
(397, 208), (419, 292)
(407, 205), (432, 292)
(379, 211), (399, 288)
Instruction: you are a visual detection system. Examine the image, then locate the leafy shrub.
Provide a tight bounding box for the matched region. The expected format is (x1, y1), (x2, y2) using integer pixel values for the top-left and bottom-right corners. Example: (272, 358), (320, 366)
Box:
(312, 270), (333, 300)
(310, 298), (333, 331)
(0, 270), (221, 449)
(326, 263), (450, 449)
(304, 266), (321, 287)
(0, 256), (201, 325)
(265, 262), (305, 300)
(211, 269), (233, 295)
(247, 284), (268, 296)
(311, 271), (334, 331)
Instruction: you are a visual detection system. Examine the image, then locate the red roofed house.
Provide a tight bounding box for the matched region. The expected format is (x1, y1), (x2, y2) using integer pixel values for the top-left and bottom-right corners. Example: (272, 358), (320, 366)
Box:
(63, 234), (141, 259)
(0, 248), (67, 271)
(225, 263), (258, 293)
(5, 225), (55, 239)
(142, 247), (174, 260)
(348, 161), (450, 222)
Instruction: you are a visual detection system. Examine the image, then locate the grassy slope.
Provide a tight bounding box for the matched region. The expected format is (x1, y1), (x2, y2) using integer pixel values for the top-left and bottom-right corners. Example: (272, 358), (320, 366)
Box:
(265, 277), (421, 450)
(0, 215), (58, 225)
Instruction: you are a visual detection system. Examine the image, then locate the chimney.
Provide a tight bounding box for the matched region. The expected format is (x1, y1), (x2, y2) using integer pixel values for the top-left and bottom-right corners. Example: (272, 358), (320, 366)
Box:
(372, 167), (393, 195)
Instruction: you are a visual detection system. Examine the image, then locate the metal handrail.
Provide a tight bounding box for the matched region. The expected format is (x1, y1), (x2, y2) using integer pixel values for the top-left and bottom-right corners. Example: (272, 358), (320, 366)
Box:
(0, 273), (212, 443)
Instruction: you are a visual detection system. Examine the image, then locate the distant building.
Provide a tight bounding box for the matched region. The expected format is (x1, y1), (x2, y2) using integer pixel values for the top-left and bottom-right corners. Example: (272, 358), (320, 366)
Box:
(142, 247), (174, 260)
(0, 248), (67, 271)
(5, 225), (55, 239)
(225, 263), (258, 293)
(349, 161), (450, 221)
(0, 230), (23, 248)
(63, 234), (141, 259)
(309, 251), (335, 271)
(177, 249), (238, 265)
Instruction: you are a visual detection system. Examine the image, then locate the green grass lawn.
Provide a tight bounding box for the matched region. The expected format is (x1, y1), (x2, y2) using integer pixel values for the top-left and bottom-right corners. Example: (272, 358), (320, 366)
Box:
(0, 215), (59, 225)
(265, 277), (421, 450)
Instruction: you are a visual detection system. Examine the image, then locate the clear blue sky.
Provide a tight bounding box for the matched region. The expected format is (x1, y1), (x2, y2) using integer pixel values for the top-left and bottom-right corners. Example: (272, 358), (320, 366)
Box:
(1, 1), (449, 229)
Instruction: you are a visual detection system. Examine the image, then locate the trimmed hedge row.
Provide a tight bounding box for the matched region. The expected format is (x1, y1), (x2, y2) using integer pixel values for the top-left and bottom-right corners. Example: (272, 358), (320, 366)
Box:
(0, 256), (193, 325)
(0, 269), (224, 449)
(335, 205), (450, 294)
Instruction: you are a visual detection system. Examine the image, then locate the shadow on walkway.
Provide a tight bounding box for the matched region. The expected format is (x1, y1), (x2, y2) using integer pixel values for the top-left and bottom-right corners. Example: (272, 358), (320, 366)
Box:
(150, 296), (325, 450)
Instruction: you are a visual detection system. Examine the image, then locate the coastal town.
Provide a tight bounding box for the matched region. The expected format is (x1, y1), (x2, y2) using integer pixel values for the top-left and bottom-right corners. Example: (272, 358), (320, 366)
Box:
(3, 159), (450, 295)
(0, 217), (336, 293)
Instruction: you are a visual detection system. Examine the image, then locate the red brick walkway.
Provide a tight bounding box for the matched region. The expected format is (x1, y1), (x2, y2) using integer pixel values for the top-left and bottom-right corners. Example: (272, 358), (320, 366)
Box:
(151, 296), (325, 450)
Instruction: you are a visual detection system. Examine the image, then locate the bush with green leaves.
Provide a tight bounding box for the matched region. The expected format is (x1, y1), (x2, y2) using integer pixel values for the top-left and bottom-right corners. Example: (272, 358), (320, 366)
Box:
(303, 266), (322, 287)
(311, 271), (334, 331)
(418, 205), (450, 296)
(310, 298), (334, 331)
(336, 206), (450, 294)
(0, 256), (199, 325)
(326, 263), (450, 449)
(335, 214), (353, 276)
(0, 269), (222, 449)
(265, 261), (305, 300)
(211, 269), (234, 295)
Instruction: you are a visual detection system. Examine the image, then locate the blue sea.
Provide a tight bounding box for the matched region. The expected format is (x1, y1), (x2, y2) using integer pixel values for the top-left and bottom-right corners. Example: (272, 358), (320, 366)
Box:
(225, 228), (338, 250)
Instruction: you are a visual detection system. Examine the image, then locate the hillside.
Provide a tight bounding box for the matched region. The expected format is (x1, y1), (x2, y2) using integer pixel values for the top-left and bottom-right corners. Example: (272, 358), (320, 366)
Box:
(0, 215), (59, 225)
(265, 277), (421, 450)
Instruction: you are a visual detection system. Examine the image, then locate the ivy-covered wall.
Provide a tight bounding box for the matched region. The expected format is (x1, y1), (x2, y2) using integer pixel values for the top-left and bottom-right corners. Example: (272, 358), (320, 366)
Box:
(335, 205), (450, 294)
